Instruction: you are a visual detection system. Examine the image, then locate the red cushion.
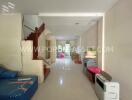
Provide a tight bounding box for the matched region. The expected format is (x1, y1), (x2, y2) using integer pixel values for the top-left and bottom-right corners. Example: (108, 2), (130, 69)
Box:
(60, 53), (64, 58)
(87, 67), (101, 74)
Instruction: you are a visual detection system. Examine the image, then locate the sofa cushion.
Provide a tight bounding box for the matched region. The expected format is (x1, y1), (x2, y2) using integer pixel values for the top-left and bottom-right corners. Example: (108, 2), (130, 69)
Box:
(0, 66), (7, 74)
(0, 68), (6, 74)
(0, 70), (18, 79)
(87, 67), (102, 74)
(0, 75), (38, 100)
(0, 65), (18, 79)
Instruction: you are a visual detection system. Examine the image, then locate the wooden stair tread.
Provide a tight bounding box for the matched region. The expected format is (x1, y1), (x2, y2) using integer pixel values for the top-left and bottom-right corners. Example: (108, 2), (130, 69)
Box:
(44, 67), (50, 80)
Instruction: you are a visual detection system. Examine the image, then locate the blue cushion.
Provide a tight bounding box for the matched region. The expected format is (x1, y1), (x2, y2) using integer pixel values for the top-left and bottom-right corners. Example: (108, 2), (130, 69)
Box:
(0, 68), (5, 74)
(0, 65), (18, 79)
(0, 67), (6, 74)
(0, 75), (38, 100)
(0, 70), (18, 79)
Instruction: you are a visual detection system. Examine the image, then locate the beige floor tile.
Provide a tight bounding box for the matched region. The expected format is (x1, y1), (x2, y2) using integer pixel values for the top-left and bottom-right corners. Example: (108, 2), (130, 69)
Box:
(32, 58), (98, 100)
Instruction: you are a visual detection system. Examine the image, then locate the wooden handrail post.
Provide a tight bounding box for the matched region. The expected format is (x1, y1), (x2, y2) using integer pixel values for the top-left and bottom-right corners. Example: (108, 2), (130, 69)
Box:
(25, 23), (45, 60)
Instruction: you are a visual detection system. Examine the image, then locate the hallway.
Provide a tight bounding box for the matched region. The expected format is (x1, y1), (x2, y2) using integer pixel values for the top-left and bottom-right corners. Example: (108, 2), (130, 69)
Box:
(32, 58), (98, 100)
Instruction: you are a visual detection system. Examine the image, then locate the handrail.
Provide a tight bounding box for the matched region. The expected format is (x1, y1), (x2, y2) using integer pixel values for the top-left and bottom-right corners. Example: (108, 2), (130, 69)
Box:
(37, 23), (45, 37)
(25, 23), (45, 59)
(24, 25), (35, 31)
(37, 57), (50, 65)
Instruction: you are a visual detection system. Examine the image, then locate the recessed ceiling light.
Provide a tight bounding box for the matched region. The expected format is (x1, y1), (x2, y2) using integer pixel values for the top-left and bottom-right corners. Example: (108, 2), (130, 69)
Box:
(8, 5), (14, 9)
(1, 5), (9, 13)
(8, 2), (15, 9)
(2, 8), (9, 12)
(2, 5), (9, 10)
(8, 2), (15, 7)
(39, 13), (104, 17)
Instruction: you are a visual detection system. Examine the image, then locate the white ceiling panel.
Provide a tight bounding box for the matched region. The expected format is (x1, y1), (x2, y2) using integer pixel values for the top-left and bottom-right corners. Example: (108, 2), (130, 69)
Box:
(0, 0), (119, 40)
(41, 16), (99, 40)
(0, 0), (118, 14)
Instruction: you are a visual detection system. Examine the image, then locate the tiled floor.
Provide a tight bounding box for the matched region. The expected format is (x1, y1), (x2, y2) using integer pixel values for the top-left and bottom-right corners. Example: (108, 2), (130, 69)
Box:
(32, 58), (98, 100)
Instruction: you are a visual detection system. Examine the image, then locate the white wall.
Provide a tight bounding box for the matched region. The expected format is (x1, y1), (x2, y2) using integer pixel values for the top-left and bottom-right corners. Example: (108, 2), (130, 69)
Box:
(97, 18), (103, 68)
(79, 23), (98, 60)
(22, 41), (44, 83)
(46, 35), (56, 63)
(79, 19), (103, 67)
(0, 14), (22, 71)
(23, 15), (43, 39)
(51, 38), (56, 63)
(38, 30), (46, 59)
(104, 0), (132, 99)
(24, 15), (39, 29)
(38, 28), (52, 60)
(80, 23), (98, 49)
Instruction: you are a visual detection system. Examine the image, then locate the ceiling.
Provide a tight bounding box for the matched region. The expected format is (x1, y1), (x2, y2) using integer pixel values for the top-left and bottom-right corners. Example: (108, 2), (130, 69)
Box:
(0, 0), (118, 40)
(41, 16), (100, 40)
(0, 0), (118, 14)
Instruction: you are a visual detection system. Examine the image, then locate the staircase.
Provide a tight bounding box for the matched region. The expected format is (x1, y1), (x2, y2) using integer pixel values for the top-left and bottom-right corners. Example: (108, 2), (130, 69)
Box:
(25, 23), (45, 59)
(22, 23), (50, 82)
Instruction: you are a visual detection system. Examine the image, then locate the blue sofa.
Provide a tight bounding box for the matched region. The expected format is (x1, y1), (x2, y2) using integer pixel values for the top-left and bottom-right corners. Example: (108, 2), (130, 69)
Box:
(0, 66), (38, 100)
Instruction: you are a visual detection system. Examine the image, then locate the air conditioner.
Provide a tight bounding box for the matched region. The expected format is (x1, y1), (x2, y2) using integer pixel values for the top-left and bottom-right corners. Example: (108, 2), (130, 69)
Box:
(95, 74), (120, 100)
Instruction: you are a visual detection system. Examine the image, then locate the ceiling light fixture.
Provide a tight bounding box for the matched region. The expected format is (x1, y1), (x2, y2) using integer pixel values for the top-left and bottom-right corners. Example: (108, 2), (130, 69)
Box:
(8, 2), (15, 9)
(8, 2), (15, 7)
(8, 5), (15, 9)
(2, 5), (9, 10)
(2, 8), (9, 12)
(1, 5), (9, 13)
(39, 13), (104, 17)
